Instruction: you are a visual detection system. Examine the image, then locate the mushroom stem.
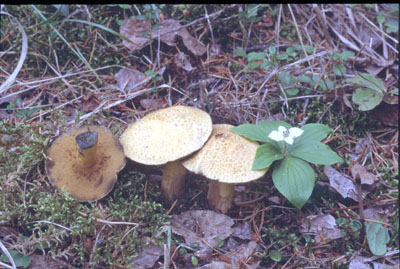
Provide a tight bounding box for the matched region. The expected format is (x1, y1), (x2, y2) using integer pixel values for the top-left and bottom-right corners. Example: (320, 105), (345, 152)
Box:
(207, 181), (234, 213)
(161, 160), (187, 202)
(75, 131), (98, 168)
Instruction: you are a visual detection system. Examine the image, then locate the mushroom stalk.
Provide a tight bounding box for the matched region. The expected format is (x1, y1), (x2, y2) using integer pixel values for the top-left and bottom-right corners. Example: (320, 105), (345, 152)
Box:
(75, 131), (98, 168)
(161, 160), (187, 202)
(207, 181), (234, 213)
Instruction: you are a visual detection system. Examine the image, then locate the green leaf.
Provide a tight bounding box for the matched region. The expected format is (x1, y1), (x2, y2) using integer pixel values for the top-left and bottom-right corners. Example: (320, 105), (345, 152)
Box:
(385, 19), (399, 33)
(347, 73), (386, 94)
(334, 64), (347, 76)
(234, 48), (247, 58)
(352, 87), (384, 111)
(273, 157), (315, 209)
(366, 221), (390, 256)
(377, 14), (385, 24)
(261, 60), (274, 69)
(286, 47), (298, 57)
(269, 249), (282, 262)
(248, 61), (260, 69)
(350, 219), (363, 231)
(231, 121), (291, 143)
(288, 141), (343, 165)
(299, 123), (332, 142)
(252, 144), (283, 170)
(276, 53), (288, 60)
(285, 88), (299, 96)
(268, 45), (276, 56)
(296, 75), (312, 84)
(0, 250), (31, 268)
(339, 50), (355, 61)
(248, 51), (266, 61)
(191, 255), (199, 265)
(278, 71), (292, 84)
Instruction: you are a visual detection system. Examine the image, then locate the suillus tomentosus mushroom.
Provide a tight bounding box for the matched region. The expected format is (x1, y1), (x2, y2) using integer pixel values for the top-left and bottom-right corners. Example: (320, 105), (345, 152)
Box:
(45, 126), (126, 202)
(120, 106), (212, 202)
(182, 124), (268, 213)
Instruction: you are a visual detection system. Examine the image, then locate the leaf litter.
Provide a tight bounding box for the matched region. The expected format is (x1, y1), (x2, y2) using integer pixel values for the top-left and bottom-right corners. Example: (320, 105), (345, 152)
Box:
(169, 210), (260, 267)
(120, 18), (206, 56)
(299, 214), (343, 244)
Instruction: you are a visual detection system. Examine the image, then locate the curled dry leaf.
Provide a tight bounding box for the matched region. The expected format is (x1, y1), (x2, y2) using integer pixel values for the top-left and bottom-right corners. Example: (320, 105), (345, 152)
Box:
(299, 214), (343, 244)
(351, 164), (377, 185)
(120, 18), (206, 56)
(171, 210), (234, 249)
(131, 244), (163, 269)
(120, 19), (151, 51)
(115, 68), (147, 94)
(324, 165), (359, 201)
(174, 52), (194, 72)
(198, 241), (260, 269)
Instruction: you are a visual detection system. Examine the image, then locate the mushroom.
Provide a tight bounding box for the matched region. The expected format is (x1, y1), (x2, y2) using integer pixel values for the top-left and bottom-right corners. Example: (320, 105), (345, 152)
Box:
(120, 106), (212, 202)
(182, 124), (268, 213)
(45, 126), (126, 202)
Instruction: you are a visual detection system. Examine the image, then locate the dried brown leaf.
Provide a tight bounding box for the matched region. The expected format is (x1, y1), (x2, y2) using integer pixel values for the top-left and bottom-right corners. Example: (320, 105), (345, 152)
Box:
(115, 68), (147, 94)
(131, 244), (163, 269)
(120, 18), (151, 51)
(324, 165), (359, 201)
(174, 52), (194, 72)
(299, 214), (343, 244)
(351, 164), (377, 185)
(371, 103), (399, 127)
(171, 210), (234, 249)
(120, 18), (206, 56)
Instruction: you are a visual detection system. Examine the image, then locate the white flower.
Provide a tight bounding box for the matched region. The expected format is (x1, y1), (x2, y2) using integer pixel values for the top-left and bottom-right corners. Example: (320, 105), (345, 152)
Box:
(268, 126), (304, 145)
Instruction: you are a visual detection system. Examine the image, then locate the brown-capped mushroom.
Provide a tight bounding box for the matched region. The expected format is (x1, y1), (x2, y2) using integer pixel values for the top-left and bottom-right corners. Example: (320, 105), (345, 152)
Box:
(45, 126), (126, 202)
(182, 124), (268, 213)
(120, 106), (212, 202)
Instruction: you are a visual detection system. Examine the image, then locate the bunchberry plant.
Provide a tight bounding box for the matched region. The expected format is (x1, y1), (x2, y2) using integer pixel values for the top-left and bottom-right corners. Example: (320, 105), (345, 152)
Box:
(231, 121), (343, 209)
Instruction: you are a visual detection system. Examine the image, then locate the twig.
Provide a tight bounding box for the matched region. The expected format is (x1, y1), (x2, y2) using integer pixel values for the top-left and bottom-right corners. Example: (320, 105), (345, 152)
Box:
(77, 211), (140, 226)
(33, 220), (73, 232)
(0, 12), (28, 95)
(0, 240), (16, 269)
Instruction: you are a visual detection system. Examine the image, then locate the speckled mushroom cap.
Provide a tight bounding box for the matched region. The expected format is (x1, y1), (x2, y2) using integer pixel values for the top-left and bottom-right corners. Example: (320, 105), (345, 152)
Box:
(45, 126), (126, 202)
(182, 124), (268, 183)
(120, 106), (212, 165)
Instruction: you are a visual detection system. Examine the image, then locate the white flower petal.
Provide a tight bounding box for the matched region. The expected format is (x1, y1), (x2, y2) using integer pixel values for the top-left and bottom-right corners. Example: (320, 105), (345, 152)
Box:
(284, 136), (294, 144)
(268, 130), (284, 141)
(289, 127), (304, 138)
(278, 126), (287, 134)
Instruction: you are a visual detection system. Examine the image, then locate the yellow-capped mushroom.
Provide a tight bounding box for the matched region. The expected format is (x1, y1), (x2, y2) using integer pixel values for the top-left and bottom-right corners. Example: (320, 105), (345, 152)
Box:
(45, 126), (126, 202)
(120, 106), (212, 202)
(182, 124), (268, 213)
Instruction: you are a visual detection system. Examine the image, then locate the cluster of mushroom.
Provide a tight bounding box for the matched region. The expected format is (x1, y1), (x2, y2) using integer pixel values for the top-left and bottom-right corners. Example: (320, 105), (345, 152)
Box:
(46, 106), (268, 213)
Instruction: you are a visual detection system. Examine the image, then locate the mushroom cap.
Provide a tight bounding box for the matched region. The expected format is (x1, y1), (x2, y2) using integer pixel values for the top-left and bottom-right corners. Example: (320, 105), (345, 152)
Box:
(182, 124), (268, 183)
(45, 126), (126, 202)
(120, 106), (212, 165)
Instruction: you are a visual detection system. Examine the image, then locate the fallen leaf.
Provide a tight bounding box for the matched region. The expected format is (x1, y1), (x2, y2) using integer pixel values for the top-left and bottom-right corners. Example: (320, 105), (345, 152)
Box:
(351, 164), (377, 185)
(115, 68), (147, 94)
(120, 18), (206, 56)
(80, 95), (100, 112)
(364, 205), (390, 223)
(131, 244), (163, 269)
(120, 18), (151, 51)
(371, 102), (399, 127)
(140, 98), (165, 110)
(349, 256), (371, 269)
(232, 221), (253, 240)
(174, 52), (194, 72)
(198, 261), (235, 269)
(299, 214), (343, 244)
(171, 210), (234, 249)
(324, 165), (359, 201)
